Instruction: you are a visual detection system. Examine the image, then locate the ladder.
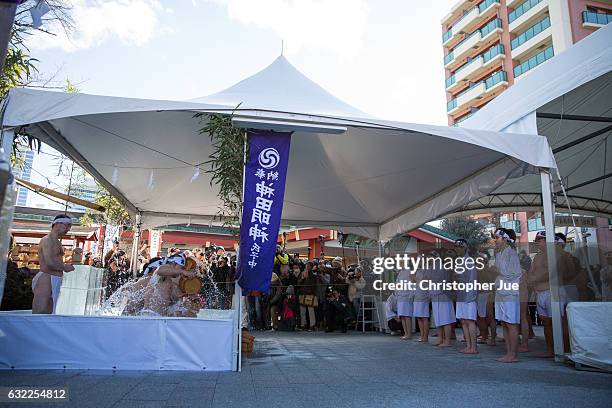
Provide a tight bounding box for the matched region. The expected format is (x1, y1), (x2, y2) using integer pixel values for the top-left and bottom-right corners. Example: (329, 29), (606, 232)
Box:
(354, 294), (381, 332)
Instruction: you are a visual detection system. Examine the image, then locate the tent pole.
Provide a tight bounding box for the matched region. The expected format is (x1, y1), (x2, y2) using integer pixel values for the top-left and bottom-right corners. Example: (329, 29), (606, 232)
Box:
(0, 128), (15, 307)
(378, 237), (383, 332)
(540, 169), (564, 361)
(235, 131), (248, 372)
(0, 2), (19, 74)
(131, 213), (142, 277)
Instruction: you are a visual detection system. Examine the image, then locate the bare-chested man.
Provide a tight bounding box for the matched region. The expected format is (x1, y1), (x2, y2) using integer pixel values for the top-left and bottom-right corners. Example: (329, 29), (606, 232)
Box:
(529, 231), (577, 357)
(32, 215), (75, 314)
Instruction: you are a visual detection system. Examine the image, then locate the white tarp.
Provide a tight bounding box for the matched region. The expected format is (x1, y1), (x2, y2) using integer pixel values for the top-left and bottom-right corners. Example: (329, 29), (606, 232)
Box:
(0, 312), (234, 371)
(2, 56), (556, 242)
(567, 302), (612, 372)
(459, 23), (612, 217)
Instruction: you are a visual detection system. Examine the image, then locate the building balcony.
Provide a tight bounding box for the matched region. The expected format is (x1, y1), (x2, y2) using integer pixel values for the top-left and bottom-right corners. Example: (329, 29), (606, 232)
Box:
(501, 220), (521, 234)
(448, 70), (508, 114)
(445, 74), (460, 92)
(443, 0), (501, 47)
(506, 0), (523, 7)
(582, 11), (612, 29)
(527, 217), (544, 231)
(442, 0), (486, 26)
(513, 45), (553, 78)
(453, 110), (477, 126)
(452, 7), (480, 37)
(509, 0), (548, 33)
(511, 16), (551, 60)
(454, 44), (505, 84)
(446, 18), (503, 70)
(443, 29), (453, 45)
(455, 82), (487, 113)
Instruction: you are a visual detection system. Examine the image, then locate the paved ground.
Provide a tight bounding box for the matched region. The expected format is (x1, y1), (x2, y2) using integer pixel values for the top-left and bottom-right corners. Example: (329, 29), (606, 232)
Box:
(1, 329), (611, 407)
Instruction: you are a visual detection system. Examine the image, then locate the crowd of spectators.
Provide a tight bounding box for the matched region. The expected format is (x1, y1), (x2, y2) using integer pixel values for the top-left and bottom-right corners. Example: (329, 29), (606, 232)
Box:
(245, 245), (366, 333)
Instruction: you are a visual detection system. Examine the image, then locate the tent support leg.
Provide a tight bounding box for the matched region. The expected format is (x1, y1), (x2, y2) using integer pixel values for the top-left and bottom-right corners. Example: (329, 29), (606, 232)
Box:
(234, 132), (247, 372)
(232, 281), (243, 372)
(378, 239), (383, 332)
(131, 213), (141, 277)
(540, 169), (564, 362)
(0, 128), (15, 307)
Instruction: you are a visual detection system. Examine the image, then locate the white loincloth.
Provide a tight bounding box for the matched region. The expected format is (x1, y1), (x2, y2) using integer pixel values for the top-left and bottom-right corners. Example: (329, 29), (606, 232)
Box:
(495, 294), (520, 324)
(537, 286), (578, 318)
(477, 293), (489, 318)
(397, 300), (414, 317)
(456, 301), (477, 321)
(431, 294), (455, 327)
(536, 290), (552, 318)
(413, 301), (430, 318)
(32, 271), (63, 313)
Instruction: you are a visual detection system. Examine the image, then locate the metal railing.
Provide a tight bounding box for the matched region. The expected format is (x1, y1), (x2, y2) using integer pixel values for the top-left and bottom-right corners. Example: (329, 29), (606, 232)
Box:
(480, 18), (502, 37)
(450, 18), (502, 61)
(514, 45), (554, 77)
(582, 10), (612, 25)
(448, 0), (500, 33)
(527, 217), (544, 231)
(511, 15), (550, 49)
(508, 0), (543, 24)
(443, 29), (453, 43)
(482, 43), (505, 63)
(478, 0), (500, 13)
(444, 51), (454, 65)
(455, 44), (505, 76)
(501, 219), (521, 233)
(484, 70), (507, 88)
(447, 70), (506, 110)
(445, 74), (456, 88)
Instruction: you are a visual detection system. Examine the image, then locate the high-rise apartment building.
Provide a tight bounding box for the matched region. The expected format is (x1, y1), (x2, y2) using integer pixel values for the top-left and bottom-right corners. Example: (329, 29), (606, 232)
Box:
(70, 184), (98, 213)
(442, 0), (611, 126)
(16, 150), (34, 207)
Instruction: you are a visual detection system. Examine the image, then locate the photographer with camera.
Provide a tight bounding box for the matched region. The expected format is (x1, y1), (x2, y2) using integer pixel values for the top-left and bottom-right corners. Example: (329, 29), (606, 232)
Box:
(312, 260), (331, 330)
(211, 256), (231, 308)
(325, 288), (354, 333)
(328, 257), (348, 297)
(104, 238), (120, 268)
(105, 250), (131, 298)
(278, 254), (296, 289)
(298, 261), (318, 330)
(345, 266), (366, 318)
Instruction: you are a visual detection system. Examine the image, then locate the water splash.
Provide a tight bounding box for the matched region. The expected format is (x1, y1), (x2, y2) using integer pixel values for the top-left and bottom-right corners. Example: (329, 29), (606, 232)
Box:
(96, 265), (229, 317)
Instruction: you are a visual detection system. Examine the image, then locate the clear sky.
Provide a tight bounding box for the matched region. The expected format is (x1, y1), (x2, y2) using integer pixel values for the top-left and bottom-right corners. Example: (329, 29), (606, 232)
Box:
(26, 0), (456, 125)
(22, 0), (458, 210)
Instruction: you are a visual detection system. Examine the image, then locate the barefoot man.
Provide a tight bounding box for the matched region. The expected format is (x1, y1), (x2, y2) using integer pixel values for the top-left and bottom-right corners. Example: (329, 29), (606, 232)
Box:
(493, 228), (522, 363)
(454, 239), (479, 354)
(32, 215), (75, 314)
(529, 231), (577, 357)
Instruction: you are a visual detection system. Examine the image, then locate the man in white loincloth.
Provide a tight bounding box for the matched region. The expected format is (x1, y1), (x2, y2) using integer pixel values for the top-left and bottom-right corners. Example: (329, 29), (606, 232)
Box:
(32, 215), (75, 314)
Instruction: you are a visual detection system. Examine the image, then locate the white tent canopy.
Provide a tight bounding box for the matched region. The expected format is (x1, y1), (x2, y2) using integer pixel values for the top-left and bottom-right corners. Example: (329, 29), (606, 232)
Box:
(459, 23), (612, 218)
(190, 56), (370, 118)
(2, 56), (555, 242)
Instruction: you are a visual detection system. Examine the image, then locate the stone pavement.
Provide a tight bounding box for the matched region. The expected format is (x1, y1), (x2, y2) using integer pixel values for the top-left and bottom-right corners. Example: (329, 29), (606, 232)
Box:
(1, 329), (610, 407)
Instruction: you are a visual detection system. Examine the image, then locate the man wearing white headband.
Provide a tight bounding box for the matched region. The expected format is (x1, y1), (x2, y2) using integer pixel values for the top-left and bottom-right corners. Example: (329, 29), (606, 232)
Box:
(32, 214), (75, 314)
(493, 227), (522, 363)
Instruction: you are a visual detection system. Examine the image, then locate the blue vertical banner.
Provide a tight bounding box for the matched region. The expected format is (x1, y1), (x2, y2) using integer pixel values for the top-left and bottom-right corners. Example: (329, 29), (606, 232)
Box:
(238, 130), (292, 293)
